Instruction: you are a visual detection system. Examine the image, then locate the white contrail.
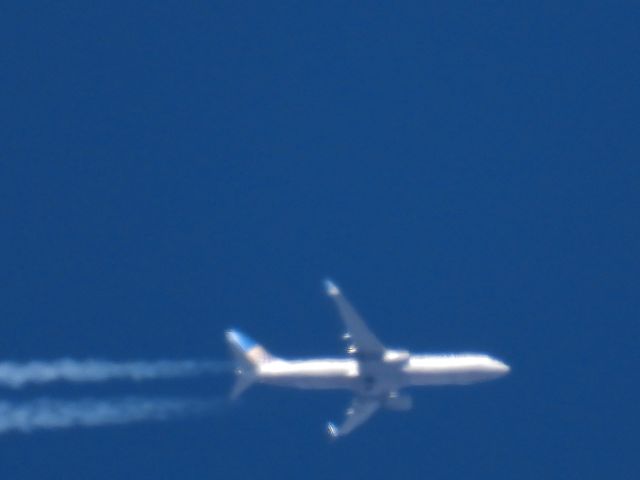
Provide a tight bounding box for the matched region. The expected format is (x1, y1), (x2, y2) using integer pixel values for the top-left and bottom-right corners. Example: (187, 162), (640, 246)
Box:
(0, 359), (232, 389)
(0, 396), (217, 434)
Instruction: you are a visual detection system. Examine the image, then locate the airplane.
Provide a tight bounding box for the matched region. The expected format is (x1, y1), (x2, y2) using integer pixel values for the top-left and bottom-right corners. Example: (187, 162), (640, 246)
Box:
(226, 280), (510, 438)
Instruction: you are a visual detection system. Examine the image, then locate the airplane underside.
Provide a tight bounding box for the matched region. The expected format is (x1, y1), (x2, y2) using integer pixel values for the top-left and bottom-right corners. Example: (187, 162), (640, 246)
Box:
(225, 280), (509, 438)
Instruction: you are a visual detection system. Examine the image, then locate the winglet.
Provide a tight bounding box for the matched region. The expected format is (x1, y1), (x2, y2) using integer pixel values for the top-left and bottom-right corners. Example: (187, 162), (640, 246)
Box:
(326, 422), (339, 439)
(324, 279), (340, 296)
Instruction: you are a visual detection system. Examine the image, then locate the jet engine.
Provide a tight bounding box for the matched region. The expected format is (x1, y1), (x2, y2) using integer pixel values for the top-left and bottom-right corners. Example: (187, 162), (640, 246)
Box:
(383, 349), (410, 364)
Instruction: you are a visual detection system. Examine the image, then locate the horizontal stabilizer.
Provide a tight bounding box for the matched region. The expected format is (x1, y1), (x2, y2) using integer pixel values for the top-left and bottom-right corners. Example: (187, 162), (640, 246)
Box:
(229, 371), (255, 400)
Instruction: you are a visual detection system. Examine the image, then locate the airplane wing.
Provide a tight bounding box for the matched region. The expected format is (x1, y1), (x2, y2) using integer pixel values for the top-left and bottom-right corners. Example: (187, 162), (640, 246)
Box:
(324, 280), (386, 358)
(327, 397), (381, 439)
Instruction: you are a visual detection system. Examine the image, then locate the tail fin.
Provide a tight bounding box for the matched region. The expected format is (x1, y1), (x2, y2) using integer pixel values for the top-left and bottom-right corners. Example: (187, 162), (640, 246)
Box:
(225, 329), (275, 400)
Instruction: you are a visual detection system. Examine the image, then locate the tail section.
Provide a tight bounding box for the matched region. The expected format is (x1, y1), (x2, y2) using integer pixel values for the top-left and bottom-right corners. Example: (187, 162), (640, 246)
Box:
(225, 329), (275, 400)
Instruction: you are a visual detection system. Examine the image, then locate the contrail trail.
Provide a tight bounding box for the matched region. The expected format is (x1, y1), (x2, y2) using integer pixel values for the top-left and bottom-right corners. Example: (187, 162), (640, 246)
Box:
(0, 359), (232, 389)
(0, 396), (218, 434)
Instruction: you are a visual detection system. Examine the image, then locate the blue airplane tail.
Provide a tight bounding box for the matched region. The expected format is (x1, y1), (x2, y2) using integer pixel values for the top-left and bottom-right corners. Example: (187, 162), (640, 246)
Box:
(225, 329), (275, 400)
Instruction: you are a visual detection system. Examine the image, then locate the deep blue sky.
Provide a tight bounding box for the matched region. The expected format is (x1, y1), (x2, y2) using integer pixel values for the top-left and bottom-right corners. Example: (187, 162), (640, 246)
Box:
(1, 2), (638, 479)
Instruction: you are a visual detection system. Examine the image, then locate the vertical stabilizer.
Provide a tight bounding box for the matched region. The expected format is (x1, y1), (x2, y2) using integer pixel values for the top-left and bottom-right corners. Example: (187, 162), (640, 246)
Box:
(225, 329), (274, 400)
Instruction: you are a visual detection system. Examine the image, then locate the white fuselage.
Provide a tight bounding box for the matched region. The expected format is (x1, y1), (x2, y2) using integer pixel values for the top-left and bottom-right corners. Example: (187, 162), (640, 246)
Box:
(256, 352), (510, 396)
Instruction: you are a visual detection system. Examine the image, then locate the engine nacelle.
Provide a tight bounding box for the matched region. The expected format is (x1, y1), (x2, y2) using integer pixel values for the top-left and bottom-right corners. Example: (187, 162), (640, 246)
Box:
(385, 392), (413, 411)
(383, 349), (410, 364)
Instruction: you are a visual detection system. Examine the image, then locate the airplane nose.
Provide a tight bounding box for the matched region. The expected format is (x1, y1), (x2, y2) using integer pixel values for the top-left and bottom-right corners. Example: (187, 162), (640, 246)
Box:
(486, 358), (510, 376)
(496, 360), (510, 375)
